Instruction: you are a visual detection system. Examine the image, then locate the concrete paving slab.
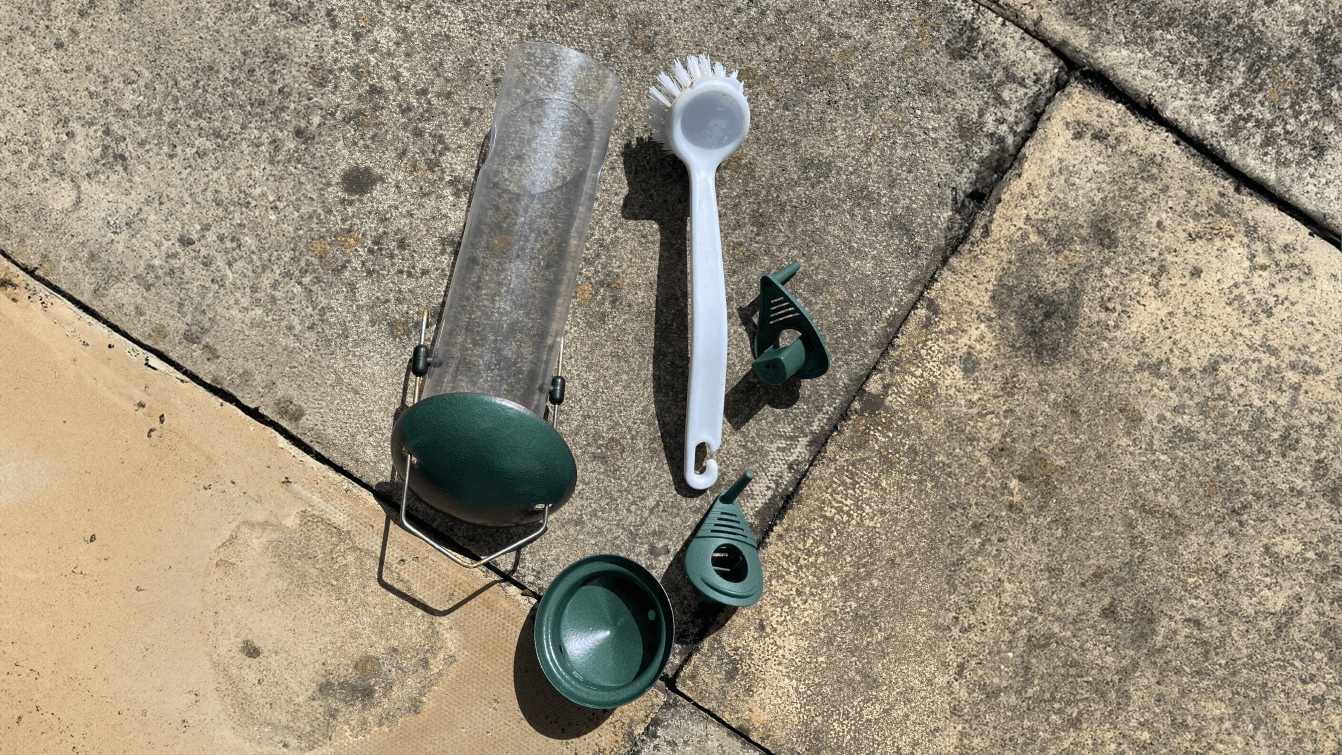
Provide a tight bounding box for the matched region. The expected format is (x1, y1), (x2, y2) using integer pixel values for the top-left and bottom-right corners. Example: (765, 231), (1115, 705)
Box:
(630, 692), (766, 755)
(679, 81), (1342, 754)
(0, 0), (1061, 602)
(0, 258), (662, 753)
(978, 0), (1342, 236)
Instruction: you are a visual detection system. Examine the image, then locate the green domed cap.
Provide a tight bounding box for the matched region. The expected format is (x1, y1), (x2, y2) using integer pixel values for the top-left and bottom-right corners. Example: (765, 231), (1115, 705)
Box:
(391, 393), (576, 526)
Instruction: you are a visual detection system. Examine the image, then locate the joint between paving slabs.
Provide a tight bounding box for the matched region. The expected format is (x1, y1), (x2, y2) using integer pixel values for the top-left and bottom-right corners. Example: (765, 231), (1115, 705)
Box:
(0, 53), (1070, 618)
(659, 679), (783, 755)
(0, 246), (536, 597)
(972, 0), (1342, 249)
(766, 63), (1341, 573)
(0, 45), (1068, 614)
(743, 67), (1066, 563)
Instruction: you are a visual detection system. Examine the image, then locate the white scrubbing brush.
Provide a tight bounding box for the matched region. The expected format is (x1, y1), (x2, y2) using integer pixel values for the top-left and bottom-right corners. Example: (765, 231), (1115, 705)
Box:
(646, 54), (751, 490)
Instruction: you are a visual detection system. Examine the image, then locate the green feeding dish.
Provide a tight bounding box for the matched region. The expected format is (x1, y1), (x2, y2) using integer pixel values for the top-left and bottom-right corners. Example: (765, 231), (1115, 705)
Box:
(534, 555), (673, 708)
(390, 392), (577, 526)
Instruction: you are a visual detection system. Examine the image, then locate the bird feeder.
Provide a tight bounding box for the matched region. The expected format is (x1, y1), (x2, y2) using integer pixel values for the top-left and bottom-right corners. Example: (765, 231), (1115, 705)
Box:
(390, 42), (620, 567)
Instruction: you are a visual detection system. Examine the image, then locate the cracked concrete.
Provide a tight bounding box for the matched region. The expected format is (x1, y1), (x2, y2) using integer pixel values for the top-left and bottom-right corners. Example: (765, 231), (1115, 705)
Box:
(979, 0), (1342, 237)
(5, 1), (1341, 753)
(629, 692), (765, 755)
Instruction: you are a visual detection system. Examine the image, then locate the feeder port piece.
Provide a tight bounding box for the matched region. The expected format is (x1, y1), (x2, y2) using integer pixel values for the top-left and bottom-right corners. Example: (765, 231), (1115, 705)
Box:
(685, 469), (764, 606)
(751, 261), (830, 385)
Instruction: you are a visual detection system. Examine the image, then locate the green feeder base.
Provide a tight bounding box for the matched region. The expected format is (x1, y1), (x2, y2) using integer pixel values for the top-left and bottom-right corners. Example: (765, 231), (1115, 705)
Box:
(534, 555), (674, 708)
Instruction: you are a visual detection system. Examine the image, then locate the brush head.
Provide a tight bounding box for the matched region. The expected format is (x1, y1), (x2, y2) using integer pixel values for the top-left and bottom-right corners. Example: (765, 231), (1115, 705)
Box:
(646, 54), (749, 160)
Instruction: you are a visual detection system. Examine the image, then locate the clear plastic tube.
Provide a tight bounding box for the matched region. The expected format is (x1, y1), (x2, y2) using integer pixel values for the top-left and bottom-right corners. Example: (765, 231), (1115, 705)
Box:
(422, 43), (620, 416)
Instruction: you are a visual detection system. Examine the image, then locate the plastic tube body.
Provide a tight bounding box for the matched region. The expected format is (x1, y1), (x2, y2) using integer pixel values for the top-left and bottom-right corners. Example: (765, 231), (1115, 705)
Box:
(421, 43), (620, 417)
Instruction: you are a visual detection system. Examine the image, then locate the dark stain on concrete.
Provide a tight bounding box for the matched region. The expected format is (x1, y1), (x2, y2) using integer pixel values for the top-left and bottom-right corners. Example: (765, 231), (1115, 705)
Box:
(993, 272), (1085, 362)
(627, 13), (653, 51)
(851, 386), (888, 417)
(340, 165), (383, 196)
(315, 674), (376, 708)
(274, 398), (306, 423)
(946, 13), (984, 62)
(960, 348), (981, 375)
(204, 513), (446, 750)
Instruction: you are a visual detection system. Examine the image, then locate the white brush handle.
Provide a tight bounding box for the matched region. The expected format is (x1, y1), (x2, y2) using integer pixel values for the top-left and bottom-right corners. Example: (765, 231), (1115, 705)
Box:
(684, 165), (726, 490)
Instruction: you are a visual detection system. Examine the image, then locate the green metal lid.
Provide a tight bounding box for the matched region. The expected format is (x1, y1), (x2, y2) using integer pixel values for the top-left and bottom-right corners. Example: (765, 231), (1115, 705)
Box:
(390, 392), (576, 526)
(534, 555), (673, 708)
(685, 470), (763, 607)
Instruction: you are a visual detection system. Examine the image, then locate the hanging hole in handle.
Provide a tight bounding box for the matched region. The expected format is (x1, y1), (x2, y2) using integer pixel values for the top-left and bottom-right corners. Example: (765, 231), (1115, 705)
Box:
(693, 443), (711, 475)
(711, 544), (749, 583)
(776, 329), (801, 347)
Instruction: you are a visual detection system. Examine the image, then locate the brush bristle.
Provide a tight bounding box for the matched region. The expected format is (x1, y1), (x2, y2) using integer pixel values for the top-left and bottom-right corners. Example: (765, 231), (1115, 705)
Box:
(657, 72), (680, 99)
(647, 54), (747, 151)
(648, 86), (671, 109)
(673, 59), (692, 88)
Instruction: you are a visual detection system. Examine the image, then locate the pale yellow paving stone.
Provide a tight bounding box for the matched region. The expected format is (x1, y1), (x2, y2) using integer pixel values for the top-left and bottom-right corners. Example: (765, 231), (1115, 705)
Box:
(0, 258), (659, 754)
